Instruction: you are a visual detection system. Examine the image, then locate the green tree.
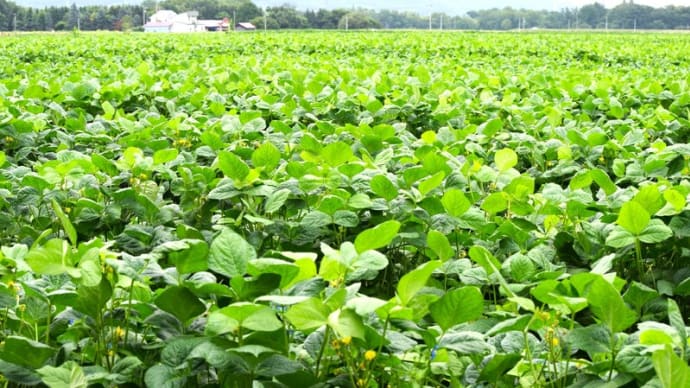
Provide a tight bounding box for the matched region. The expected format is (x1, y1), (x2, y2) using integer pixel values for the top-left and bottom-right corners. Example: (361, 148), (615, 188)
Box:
(338, 12), (381, 29)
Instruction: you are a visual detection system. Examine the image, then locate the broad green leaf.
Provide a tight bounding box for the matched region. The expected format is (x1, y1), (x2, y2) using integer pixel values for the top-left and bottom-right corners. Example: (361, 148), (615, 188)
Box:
(25, 239), (80, 277)
(333, 210), (359, 227)
(495, 148), (518, 172)
(664, 189), (686, 213)
(217, 151), (249, 181)
(605, 227), (636, 248)
(0, 336), (54, 369)
(439, 331), (491, 356)
(144, 364), (186, 388)
(354, 220), (400, 253)
(166, 239), (209, 274)
(285, 298), (331, 331)
(638, 220), (673, 244)
(0, 151), (5, 166)
(252, 142), (281, 170)
(652, 345), (690, 388)
(441, 188), (471, 217)
(248, 258), (299, 288)
(101, 101), (115, 119)
(587, 277), (637, 333)
(430, 286), (484, 331)
(569, 170), (592, 191)
(37, 362), (87, 388)
(418, 171), (445, 196)
(623, 281), (658, 311)
(328, 308), (366, 340)
(481, 192), (508, 214)
(478, 354), (521, 384)
(618, 201), (650, 235)
(427, 230), (454, 261)
(208, 302), (282, 334)
(321, 141), (353, 167)
(370, 175), (398, 201)
(208, 228), (256, 278)
(155, 286), (206, 323)
(75, 276), (112, 318)
(397, 260), (442, 306)
(617, 345), (654, 374)
(468, 246), (502, 275)
(591, 168), (616, 195)
(265, 188), (291, 214)
(153, 148), (178, 164)
(509, 254), (535, 282)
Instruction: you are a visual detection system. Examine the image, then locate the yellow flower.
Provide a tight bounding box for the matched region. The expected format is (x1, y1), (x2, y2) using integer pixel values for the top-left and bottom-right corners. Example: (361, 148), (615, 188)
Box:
(364, 350), (376, 361)
(551, 337), (560, 347)
(341, 336), (352, 346)
(356, 378), (366, 387)
(114, 326), (125, 340)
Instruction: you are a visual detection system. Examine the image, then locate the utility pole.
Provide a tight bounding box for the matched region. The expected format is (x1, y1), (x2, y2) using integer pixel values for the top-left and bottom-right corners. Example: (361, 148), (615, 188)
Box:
(633, 18), (637, 31)
(233, 10), (236, 31)
(143, 8), (146, 26)
(263, 8), (267, 31)
(440, 14), (443, 30)
(13, 14), (16, 32)
(345, 15), (348, 31)
(605, 14), (608, 31)
(77, 8), (80, 30)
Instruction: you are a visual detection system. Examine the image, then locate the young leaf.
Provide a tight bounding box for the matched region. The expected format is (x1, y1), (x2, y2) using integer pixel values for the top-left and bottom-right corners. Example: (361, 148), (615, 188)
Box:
(427, 230), (454, 261)
(495, 148), (518, 172)
(208, 228), (256, 278)
(370, 175), (398, 202)
(51, 199), (77, 247)
(586, 276), (637, 333)
(285, 298), (331, 331)
(617, 201), (650, 235)
(430, 286), (484, 331)
(652, 345), (690, 388)
(396, 260), (442, 306)
(155, 286), (206, 323)
(217, 151), (250, 181)
(468, 246), (502, 275)
(638, 220), (673, 244)
(354, 220), (400, 253)
(265, 188), (291, 214)
(153, 148), (178, 164)
(441, 188), (471, 217)
(252, 142), (281, 170)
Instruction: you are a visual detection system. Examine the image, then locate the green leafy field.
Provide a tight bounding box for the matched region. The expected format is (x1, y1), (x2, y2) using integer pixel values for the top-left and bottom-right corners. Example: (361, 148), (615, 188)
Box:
(2, 31), (690, 387)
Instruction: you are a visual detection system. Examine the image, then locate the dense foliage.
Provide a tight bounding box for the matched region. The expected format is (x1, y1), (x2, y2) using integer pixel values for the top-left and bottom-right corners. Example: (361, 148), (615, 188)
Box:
(2, 31), (690, 387)
(4, 0), (690, 31)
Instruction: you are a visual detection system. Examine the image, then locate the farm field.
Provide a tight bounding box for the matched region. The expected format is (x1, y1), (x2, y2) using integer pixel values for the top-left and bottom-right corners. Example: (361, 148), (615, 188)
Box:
(2, 31), (690, 387)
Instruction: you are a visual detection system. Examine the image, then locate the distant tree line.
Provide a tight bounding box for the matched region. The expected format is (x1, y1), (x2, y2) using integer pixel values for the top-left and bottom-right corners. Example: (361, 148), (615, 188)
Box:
(2, 0), (690, 31)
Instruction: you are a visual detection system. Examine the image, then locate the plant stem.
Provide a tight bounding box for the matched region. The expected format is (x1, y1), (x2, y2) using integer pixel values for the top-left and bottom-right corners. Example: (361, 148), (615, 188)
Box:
(315, 326), (330, 380)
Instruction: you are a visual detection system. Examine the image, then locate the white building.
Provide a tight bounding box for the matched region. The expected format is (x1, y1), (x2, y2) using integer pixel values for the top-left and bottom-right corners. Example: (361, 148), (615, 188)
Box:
(144, 10), (229, 33)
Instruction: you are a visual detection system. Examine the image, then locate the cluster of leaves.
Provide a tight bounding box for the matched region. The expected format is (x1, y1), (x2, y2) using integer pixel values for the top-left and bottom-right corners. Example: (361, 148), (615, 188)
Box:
(1, 31), (690, 387)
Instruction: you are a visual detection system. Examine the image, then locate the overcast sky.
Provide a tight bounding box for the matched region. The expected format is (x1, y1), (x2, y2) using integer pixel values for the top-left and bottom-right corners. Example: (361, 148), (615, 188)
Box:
(15, 0), (690, 13)
(251, 0), (690, 14)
